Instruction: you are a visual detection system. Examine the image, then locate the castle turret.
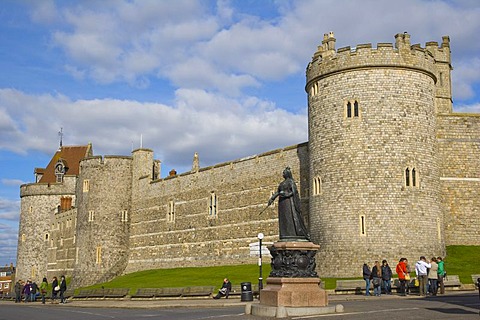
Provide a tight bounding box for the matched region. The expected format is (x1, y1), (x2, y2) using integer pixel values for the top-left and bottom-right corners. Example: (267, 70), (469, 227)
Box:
(72, 155), (132, 287)
(306, 33), (445, 277)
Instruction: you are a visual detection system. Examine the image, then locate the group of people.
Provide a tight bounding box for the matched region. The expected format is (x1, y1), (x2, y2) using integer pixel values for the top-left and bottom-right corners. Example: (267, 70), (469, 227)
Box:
(14, 275), (68, 304)
(363, 256), (446, 297)
(363, 260), (394, 296)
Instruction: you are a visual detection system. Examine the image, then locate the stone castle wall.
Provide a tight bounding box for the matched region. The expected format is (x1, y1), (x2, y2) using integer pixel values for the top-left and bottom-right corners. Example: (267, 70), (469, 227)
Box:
(124, 144), (309, 274)
(16, 32), (479, 285)
(437, 114), (480, 245)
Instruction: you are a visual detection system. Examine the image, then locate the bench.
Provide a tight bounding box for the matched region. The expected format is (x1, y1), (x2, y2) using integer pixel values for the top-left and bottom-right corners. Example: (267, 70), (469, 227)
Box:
(103, 288), (129, 298)
(131, 288), (158, 299)
(73, 289), (95, 299)
(335, 279), (367, 294)
(443, 274), (461, 289)
(88, 288), (107, 298)
(156, 287), (184, 297)
(73, 288), (129, 299)
(131, 287), (184, 299)
(181, 286), (215, 298)
(63, 288), (75, 298)
(471, 274), (480, 289)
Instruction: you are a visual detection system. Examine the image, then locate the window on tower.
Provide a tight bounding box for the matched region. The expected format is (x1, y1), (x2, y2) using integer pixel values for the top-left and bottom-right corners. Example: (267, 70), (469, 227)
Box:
(404, 167), (419, 188)
(167, 201), (175, 223)
(209, 192), (217, 218)
(313, 176), (322, 195)
(345, 100), (360, 118)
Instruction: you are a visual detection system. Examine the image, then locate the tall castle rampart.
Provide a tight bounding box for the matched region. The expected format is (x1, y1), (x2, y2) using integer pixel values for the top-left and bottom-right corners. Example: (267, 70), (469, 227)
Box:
(72, 155), (133, 287)
(124, 144), (309, 275)
(437, 113), (480, 245)
(306, 33), (446, 276)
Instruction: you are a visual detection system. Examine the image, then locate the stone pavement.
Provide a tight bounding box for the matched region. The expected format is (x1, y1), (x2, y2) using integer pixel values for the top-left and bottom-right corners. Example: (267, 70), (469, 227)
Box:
(4, 290), (475, 309)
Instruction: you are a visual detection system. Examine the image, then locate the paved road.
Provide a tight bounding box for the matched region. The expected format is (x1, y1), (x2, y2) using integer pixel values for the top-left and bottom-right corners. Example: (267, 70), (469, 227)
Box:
(1, 292), (479, 320)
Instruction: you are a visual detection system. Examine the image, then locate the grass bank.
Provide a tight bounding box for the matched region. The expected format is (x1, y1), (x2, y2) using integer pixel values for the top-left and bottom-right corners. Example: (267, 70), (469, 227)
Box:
(82, 245), (479, 291)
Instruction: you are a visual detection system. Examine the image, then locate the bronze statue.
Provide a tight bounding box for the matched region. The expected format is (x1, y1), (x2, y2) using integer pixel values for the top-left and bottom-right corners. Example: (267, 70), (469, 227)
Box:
(265, 167), (310, 241)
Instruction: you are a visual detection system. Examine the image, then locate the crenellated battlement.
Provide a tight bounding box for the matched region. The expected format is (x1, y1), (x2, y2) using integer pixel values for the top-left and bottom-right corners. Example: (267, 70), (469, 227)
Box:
(20, 176), (76, 197)
(306, 32), (450, 91)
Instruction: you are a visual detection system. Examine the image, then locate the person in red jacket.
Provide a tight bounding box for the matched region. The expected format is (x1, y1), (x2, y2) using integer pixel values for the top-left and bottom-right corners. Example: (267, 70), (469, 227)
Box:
(396, 258), (408, 296)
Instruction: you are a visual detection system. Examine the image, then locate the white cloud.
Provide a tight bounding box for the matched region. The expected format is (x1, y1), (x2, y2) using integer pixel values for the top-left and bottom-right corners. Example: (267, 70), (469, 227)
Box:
(0, 88), (307, 169)
(452, 57), (480, 101)
(454, 103), (480, 113)
(0, 222), (18, 265)
(1, 179), (26, 187)
(0, 197), (20, 221)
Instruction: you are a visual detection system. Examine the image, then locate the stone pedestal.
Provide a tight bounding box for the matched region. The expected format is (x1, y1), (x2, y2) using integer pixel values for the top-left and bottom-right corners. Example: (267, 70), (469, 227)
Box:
(260, 277), (328, 307)
(249, 241), (339, 318)
(260, 241), (328, 307)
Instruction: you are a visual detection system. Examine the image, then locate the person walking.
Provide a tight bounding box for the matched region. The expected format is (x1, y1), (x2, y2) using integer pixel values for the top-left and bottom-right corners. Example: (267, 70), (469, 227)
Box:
(51, 276), (59, 304)
(415, 256), (431, 296)
(363, 263), (372, 296)
(59, 275), (67, 304)
(437, 256), (446, 294)
(371, 261), (382, 296)
(39, 277), (48, 304)
(381, 260), (392, 295)
(395, 258), (408, 296)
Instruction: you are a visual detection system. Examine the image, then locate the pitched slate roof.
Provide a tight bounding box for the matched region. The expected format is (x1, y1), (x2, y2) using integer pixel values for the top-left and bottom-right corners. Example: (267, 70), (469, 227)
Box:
(37, 144), (93, 183)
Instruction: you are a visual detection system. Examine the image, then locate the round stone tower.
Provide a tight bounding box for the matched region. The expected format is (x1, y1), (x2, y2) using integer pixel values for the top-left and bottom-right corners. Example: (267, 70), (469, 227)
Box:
(306, 32), (446, 277)
(72, 155), (132, 287)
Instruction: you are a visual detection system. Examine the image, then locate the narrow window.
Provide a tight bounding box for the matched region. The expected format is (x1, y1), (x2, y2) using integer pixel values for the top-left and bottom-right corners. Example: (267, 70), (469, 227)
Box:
(412, 168), (416, 187)
(45, 233), (49, 241)
(313, 176), (322, 195)
(436, 218), (441, 241)
(31, 267), (36, 278)
(439, 72), (443, 87)
(405, 168), (410, 187)
(167, 201), (175, 223)
(209, 192), (217, 218)
(96, 246), (102, 264)
(360, 215), (366, 236)
(346, 102), (352, 118)
(83, 179), (90, 192)
(354, 101), (359, 117)
(88, 210), (95, 222)
(121, 210), (128, 222)
(21, 234), (26, 242)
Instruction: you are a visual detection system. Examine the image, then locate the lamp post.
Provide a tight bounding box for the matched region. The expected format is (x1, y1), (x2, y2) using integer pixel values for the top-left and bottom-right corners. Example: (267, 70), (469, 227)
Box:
(257, 232), (264, 299)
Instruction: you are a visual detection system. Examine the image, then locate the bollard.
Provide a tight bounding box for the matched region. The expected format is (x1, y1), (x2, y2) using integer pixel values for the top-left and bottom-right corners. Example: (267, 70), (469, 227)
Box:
(477, 278), (480, 300)
(477, 278), (480, 316)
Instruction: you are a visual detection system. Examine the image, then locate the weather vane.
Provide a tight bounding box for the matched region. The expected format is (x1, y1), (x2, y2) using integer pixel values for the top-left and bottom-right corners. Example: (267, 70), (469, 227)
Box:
(58, 127), (63, 149)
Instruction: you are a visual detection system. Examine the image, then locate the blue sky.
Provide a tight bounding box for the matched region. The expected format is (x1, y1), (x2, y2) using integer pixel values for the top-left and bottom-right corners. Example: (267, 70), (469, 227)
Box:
(0, 0), (479, 266)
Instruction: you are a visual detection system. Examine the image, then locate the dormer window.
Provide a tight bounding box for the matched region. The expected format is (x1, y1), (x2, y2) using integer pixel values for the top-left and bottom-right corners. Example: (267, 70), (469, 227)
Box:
(55, 160), (65, 183)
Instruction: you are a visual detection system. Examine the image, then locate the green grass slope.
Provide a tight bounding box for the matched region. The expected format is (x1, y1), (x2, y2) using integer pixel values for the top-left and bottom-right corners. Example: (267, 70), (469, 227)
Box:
(80, 245), (479, 291)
